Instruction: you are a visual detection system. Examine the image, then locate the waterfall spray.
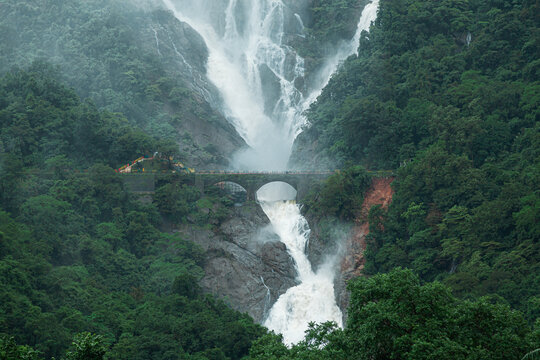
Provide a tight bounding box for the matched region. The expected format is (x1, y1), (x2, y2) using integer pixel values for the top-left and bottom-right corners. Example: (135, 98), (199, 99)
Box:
(162, 0), (307, 170)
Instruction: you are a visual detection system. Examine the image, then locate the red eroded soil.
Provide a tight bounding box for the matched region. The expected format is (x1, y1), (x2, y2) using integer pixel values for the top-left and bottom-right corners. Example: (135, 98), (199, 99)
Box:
(341, 177), (394, 277)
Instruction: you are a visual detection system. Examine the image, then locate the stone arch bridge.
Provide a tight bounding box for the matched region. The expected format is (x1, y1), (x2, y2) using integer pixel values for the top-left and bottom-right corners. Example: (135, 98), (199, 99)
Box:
(122, 171), (336, 201)
(192, 171), (335, 201)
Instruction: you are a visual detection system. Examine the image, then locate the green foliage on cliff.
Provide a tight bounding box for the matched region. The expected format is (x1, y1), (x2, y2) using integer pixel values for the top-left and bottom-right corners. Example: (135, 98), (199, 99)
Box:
(0, 68), (263, 359)
(154, 180), (233, 227)
(248, 269), (538, 359)
(303, 0), (538, 169)
(291, 0), (368, 78)
(0, 0), (234, 167)
(308, 0), (365, 43)
(0, 63), (156, 167)
(302, 0), (539, 324)
(63, 333), (107, 360)
(304, 165), (371, 221)
(1, 0), (538, 357)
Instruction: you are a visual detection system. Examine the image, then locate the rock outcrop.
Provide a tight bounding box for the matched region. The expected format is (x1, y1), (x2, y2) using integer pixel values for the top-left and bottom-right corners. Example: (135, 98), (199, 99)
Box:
(178, 203), (297, 323)
(335, 177), (394, 321)
(301, 176), (394, 321)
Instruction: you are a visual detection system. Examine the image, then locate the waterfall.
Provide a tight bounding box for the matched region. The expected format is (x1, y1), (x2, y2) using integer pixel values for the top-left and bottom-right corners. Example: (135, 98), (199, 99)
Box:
(162, 0), (379, 345)
(151, 26), (162, 57)
(259, 200), (342, 345)
(304, 0), (380, 106)
(162, 0), (306, 170)
(260, 276), (272, 321)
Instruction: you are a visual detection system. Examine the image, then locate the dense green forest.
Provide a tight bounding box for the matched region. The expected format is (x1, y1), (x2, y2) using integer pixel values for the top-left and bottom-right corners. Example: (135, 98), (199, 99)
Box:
(299, 0), (540, 331)
(291, 0), (367, 73)
(248, 268), (538, 360)
(1, 0), (539, 358)
(1, 0), (168, 130)
(0, 67), (264, 359)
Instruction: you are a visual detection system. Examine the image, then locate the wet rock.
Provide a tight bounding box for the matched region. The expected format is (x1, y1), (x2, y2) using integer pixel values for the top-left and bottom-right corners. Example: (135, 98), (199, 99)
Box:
(180, 203), (297, 323)
(337, 177), (394, 322)
(258, 64), (283, 117)
(261, 241), (297, 279)
(289, 132), (335, 171)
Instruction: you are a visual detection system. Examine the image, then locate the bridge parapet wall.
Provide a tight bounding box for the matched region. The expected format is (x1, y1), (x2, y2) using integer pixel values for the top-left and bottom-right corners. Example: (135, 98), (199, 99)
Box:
(121, 170), (397, 202)
(194, 172), (334, 201)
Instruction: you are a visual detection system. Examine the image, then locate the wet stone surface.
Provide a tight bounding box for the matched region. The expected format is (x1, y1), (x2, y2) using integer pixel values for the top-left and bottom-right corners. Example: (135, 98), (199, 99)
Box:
(178, 203), (298, 323)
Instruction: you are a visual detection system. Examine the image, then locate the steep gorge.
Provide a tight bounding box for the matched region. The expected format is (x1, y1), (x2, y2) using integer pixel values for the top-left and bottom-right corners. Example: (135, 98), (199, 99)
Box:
(177, 203), (297, 323)
(160, 0), (381, 344)
(1, 0), (383, 346)
(2, 0), (538, 356)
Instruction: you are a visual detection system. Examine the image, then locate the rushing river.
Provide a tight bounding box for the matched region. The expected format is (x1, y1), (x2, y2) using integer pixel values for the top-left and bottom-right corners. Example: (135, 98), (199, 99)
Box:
(162, 0), (379, 344)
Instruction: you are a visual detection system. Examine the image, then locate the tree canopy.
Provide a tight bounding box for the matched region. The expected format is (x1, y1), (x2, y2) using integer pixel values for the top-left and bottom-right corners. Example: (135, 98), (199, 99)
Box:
(0, 68), (263, 359)
(248, 269), (538, 359)
(297, 0), (539, 326)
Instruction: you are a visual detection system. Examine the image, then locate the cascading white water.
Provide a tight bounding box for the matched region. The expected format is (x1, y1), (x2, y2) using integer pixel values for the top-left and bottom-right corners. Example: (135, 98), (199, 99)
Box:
(162, 0), (379, 345)
(162, 0), (307, 170)
(306, 0), (380, 105)
(259, 200), (342, 345)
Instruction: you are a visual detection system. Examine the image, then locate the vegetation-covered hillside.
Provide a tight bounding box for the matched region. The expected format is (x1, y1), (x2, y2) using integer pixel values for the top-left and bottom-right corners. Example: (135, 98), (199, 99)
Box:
(1, 0), (538, 358)
(295, 0), (539, 333)
(247, 268), (538, 360)
(0, 0), (244, 168)
(0, 67), (263, 359)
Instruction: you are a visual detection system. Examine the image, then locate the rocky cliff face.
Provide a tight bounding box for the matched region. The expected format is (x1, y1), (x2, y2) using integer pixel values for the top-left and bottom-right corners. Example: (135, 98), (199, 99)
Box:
(143, 9), (247, 169)
(178, 203), (297, 323)
(335, 177), (394, 320)
(289, 135), (335, 171)
(0, 0), (246, 170)
(303, 177), (394, 321)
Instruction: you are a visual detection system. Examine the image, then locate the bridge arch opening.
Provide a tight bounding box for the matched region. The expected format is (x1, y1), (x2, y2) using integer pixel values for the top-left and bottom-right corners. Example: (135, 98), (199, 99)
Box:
(256, 182), (297, 202)
(213, 181), (247, 204)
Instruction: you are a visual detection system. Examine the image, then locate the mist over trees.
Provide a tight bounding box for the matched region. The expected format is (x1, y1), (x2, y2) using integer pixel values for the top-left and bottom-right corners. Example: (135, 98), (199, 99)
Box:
(292, 0), (539, 356)
(0, 67), (265, 359)
(1, 0), (241, 168)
